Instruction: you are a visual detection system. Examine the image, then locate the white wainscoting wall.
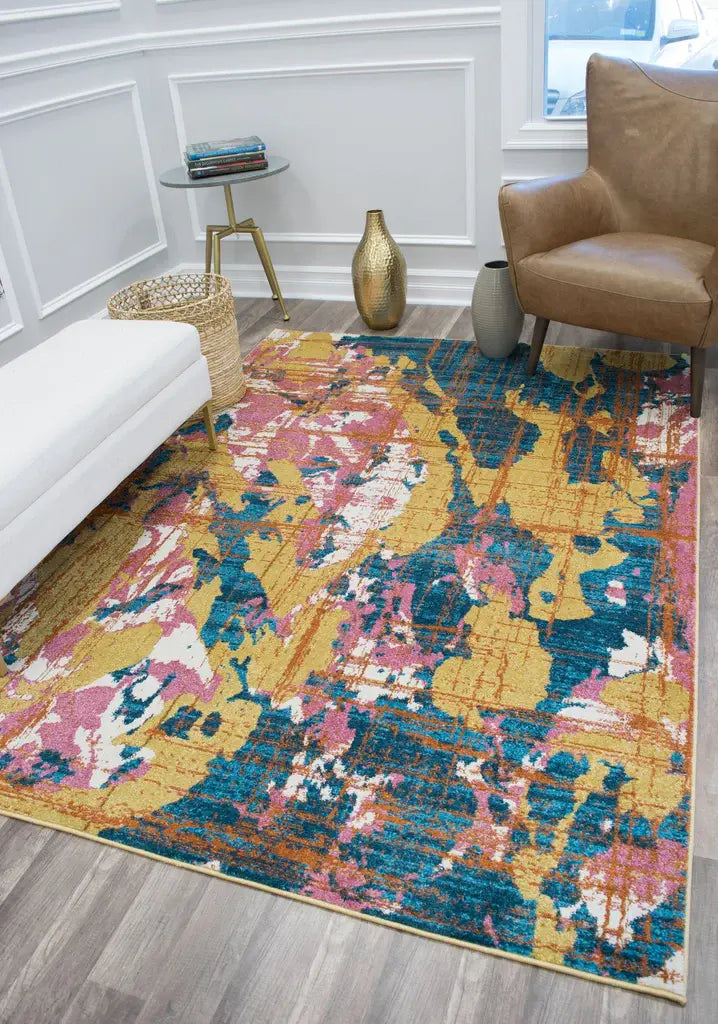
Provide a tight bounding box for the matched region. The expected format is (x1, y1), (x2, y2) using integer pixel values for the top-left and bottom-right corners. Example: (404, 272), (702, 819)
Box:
(0, 81), (165, 320)
(0, 0), (584, 362)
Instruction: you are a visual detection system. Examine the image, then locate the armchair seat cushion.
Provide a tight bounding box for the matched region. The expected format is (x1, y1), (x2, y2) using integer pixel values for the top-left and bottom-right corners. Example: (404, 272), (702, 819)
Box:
(516, 232), (713, 346)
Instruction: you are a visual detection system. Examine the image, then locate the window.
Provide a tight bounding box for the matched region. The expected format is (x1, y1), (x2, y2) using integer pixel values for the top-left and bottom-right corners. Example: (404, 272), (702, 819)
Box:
(545, 0), (718, 117)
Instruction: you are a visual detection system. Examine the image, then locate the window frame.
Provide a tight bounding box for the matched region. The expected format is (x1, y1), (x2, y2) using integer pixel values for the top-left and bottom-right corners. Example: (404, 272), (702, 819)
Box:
(501, 0), (588, 151)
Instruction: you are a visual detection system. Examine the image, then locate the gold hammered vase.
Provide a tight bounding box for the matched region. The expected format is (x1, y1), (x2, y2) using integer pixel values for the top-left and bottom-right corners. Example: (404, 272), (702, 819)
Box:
(352, 210), (407, 330)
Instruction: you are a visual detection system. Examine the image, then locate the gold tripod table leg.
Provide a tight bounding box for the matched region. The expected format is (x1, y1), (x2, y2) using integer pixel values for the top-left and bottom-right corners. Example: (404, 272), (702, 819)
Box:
(202, 402), (217, 451)
(211, 227), (236, 277)
(250, 224), (290, 321)
(212, 231), (222, 276)
(223, 184), (239, 230)
(205, 227), (214, 275)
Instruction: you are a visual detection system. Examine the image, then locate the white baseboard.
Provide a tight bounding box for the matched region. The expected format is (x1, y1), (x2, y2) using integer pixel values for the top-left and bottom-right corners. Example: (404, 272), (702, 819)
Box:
(174, 262), (476, 307)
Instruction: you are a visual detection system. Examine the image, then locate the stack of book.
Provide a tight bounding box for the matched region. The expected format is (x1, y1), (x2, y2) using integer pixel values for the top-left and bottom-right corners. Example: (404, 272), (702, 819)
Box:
(184, 135), (268, 180)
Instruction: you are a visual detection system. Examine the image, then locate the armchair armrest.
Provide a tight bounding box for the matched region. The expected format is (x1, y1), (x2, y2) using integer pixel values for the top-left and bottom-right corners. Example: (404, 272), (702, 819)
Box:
(704, 247), (718, 300)
(499, 169), (617, 267)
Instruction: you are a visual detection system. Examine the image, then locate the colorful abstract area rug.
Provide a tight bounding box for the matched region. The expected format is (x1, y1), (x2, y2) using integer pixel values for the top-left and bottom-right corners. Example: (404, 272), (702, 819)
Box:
(0, 331), (698, 1002)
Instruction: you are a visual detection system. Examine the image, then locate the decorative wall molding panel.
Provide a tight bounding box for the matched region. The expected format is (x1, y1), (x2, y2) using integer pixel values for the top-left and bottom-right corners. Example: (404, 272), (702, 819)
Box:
(0, 82), (166, 319)
(168, 58), (477, 249)
(0, 2), (119, 24)
(0, 6), (500, 79)
(0, 241), (23, 345)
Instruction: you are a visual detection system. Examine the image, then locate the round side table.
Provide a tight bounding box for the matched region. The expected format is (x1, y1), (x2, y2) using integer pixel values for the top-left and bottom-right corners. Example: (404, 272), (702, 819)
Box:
(160, 156), (291, 321)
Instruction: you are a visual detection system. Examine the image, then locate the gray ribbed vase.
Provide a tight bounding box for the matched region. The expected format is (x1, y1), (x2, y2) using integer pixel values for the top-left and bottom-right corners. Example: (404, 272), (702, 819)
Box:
(471, 260), (523, 358)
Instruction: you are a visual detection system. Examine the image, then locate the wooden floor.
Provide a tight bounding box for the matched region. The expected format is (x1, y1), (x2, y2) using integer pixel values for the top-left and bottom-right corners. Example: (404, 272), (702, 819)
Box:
(1, 298), (716, 1024)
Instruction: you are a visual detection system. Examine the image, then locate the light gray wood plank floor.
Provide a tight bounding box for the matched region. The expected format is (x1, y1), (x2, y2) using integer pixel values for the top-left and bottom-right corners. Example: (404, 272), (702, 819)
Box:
(1, 298), (715, 1024)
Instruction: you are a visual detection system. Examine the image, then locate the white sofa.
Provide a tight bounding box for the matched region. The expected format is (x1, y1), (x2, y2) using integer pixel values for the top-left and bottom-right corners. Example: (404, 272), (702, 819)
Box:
(0, 319), (214, 668)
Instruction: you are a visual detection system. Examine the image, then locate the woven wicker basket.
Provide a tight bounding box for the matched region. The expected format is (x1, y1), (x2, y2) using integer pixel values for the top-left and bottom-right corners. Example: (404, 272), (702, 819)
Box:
(107, 273), (245, 410)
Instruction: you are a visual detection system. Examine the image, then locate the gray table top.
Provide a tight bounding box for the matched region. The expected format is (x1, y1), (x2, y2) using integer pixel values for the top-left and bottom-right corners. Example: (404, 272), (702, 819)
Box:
(159, 155), (290, 189)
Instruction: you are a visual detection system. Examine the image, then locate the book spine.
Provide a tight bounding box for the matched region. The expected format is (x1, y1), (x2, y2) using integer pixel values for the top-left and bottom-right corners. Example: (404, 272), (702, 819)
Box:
(186, 144), (266, 161)
(185, 151), (264, 169)
(188, 161), (269, 179)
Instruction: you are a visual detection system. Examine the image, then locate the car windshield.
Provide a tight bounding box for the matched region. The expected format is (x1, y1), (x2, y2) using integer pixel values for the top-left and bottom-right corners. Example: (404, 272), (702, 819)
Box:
(547, 0), (656, 40)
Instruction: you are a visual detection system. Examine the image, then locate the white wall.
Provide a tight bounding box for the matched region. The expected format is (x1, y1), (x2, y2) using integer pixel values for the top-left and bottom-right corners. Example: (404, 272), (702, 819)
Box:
(0, 2), (582, 363)
(0, 1), (171, 360)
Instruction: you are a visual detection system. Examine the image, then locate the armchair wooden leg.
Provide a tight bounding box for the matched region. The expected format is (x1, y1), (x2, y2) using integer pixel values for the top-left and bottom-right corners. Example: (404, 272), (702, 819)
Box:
(527, 317), (550, 376)
(202, 401), (217, 451)
(691, 348), (706, 418)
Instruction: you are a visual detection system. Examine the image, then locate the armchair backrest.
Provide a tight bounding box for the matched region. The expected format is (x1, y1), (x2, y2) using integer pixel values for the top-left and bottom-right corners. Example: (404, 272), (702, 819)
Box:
(586, 54), (718, 246)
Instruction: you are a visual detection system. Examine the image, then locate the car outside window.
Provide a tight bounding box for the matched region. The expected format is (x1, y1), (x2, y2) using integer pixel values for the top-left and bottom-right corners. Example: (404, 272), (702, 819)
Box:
(547, 0), (656, 40)
(545, 0), (718, 118)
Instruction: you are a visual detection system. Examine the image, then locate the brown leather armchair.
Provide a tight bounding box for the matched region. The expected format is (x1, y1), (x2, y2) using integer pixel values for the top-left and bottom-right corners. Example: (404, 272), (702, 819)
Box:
(499, 54), (718, 417)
